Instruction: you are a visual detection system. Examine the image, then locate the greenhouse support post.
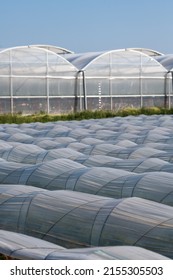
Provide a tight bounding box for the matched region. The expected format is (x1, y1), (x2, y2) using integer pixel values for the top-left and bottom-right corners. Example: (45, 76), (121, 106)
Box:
(77, 70), (87, 111)
(140, 53), (143, 108)
(9, 50), (14, 114)
(46, 51), (50, 114)
(167, 71), (172, 109)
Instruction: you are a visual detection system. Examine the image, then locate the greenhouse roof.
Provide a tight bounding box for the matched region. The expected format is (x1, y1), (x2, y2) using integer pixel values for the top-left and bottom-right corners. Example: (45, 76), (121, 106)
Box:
(0, 45), (78, 77)
(64, 48), (167, 71)
(0, 44), (73, 55)
(64, 51), (104, 69)
(29, 44), (74, 54)
(155, 54), (173, 71)
(127, 48), (164, 56)
(0, 45), (169, 73)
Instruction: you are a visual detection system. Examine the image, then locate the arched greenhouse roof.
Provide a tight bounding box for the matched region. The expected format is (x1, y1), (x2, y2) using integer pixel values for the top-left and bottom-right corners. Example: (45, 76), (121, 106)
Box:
(127, 48), (164, 56)
(155, 54), (173, 71)
(64, 49), (167, 72)
(30, 44), (74, 54)
(64, 51), (104, 69)
(0, 45), (78, 73)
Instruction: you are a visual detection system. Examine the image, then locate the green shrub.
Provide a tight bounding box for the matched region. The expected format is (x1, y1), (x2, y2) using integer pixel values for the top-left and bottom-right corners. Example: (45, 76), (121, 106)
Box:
(141, 107), (161, 115)
(116, 107), (140, 117)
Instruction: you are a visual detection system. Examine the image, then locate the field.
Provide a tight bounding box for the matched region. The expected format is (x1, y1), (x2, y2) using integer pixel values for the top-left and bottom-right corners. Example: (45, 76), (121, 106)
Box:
(0, 109), (173, 259)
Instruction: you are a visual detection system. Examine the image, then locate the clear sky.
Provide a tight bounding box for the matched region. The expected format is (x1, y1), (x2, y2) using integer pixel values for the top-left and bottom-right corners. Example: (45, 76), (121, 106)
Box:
(0, 0), (173, 54)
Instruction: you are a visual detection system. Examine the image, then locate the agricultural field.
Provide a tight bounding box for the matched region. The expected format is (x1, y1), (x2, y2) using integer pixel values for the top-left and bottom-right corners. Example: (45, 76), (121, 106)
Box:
(0, 112), (173, 259)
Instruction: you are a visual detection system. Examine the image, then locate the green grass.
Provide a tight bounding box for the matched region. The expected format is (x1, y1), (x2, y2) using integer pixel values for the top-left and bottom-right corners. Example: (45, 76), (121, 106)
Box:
(0, 107), (173, 124)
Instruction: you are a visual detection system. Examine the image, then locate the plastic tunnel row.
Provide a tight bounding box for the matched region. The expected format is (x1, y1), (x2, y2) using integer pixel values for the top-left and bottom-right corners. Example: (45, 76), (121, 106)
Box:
(0, 230), (170, 260)
(0, 158), (173, 206)
(0, 185), (173, 258)
(1, 115), (173, 259)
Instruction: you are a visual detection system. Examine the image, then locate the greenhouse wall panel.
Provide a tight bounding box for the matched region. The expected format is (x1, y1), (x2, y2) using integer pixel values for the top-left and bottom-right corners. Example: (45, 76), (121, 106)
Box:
(13, 98), (48, 114)
(0, 78), (10, 96)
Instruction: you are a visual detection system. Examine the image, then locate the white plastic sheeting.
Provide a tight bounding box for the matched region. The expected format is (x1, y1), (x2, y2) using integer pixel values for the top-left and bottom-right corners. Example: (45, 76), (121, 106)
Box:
(0, 158), (173, 204)
(1, 115), (173, 259)
(0, 46), (170, 113)
(1, 185), (173, 258)
(0, 46), (78, 114)
(0, 230), (169, 260)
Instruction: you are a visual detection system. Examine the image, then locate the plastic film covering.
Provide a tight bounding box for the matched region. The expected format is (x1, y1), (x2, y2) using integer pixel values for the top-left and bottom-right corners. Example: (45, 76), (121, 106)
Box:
(30, 44), (73, 54)
(155, 54), (173, 71)
(1, 158), (173, 204)
(65, 49), (167, 110)
(1, 115), (173, 259)
(1, 116), (173, 205)
(0, 46), (171, 114)
(0, 46), (77, 114)
(0, 230), (169, 260)
(128, 48), (163, 57)
(1, 185), (173, 258)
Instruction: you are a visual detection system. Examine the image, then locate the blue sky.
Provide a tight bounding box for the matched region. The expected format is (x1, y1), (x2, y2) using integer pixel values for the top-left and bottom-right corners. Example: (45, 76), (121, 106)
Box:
(0, 0), (173, 54)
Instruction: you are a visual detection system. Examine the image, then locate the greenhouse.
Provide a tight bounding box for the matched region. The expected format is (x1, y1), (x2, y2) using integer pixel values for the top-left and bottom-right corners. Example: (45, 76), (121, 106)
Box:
(64, 48), (170, 111)
(0, 45), (77, 114)
(0, 45), (173, 114)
